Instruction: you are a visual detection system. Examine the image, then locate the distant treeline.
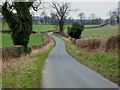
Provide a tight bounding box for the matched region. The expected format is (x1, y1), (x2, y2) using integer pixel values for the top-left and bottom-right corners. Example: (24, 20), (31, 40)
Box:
(1, 16), (118, 25)
(31, 16), (118, 25)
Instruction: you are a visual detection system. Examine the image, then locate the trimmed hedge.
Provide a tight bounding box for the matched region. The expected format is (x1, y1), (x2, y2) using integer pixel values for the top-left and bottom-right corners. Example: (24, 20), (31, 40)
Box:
(1, 33), (51, 62)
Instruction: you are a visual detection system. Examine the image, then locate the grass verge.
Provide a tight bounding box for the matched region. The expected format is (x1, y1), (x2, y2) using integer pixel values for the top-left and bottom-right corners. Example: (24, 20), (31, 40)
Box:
(54, 34), (118, 85)
(2, 39), (55, 88)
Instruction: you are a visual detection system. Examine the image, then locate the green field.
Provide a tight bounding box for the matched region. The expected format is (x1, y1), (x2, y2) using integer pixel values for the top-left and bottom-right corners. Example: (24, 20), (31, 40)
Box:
(1, 24), (118, 47)
(65, 24), (118, 39)
(82, 25), (118, 39)
(84, 25), (100, 27)
(1, 23), (9, 30)
(1, 23), (58, 32)
(2, 23), (100, 32)
(33, 24), (58, 32)
(0, 33), (44, 47)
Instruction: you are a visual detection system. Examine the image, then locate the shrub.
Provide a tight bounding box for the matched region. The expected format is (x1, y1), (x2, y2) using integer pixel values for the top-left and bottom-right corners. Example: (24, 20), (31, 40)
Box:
(67, 22), (84, 39)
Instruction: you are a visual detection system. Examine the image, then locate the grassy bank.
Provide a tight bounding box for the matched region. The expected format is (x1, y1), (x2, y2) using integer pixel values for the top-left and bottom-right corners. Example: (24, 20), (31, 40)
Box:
(54, 34), (118, 85)
(2, 39), (55, 88)
(0, 33), (44, 47)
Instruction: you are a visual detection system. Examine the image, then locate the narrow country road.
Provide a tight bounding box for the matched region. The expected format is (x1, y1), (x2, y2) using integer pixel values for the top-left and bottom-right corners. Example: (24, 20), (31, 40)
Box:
(42, 34), (118, 88)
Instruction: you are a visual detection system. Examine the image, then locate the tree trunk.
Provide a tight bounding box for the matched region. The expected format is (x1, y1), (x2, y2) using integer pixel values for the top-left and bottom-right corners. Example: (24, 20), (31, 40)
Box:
(117, 15), (119, 24)
(59, 21), (64, 32)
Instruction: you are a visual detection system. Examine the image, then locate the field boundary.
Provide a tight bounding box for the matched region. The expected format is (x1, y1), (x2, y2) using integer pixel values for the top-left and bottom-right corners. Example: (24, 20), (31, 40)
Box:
(84, 23), (108, 29)
(1, 33), (51, 62)
(53, 32), (119, 51)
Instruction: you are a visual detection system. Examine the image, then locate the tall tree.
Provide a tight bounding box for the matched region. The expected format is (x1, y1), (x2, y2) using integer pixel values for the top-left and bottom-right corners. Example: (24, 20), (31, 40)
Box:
(0, 5), (2, 13)
(52, 2), (71, 32)
(2, 0), (41, 51)
(66, 17), (74, 25)
(93, 17), (102, 25)
(89, 13), (95, 25)
(112, 8), (120, 24)
(109, 11), (115, 25)
(50, 12), (58, 25)
(78, 13), (86, 25)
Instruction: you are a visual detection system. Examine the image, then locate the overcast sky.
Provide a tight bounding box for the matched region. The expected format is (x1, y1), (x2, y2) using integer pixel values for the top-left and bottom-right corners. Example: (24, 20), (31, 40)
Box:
(30, 0), (119, 19)
(69, 2), (118, 19)
(0, 0), (119, 19)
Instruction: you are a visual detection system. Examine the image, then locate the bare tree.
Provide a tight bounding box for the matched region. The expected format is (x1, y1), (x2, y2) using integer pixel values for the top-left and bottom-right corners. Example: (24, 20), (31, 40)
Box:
(52, 2), (71, 32)
(89, 13), (95, 25)
(66, 17), (74, 25)
(108, 11), (115, 25)
(41, 11), (47, 24)
(112, 8), (120, 24)
(93, 17), (102, 25)
(78, 13), (86, 25)
(106, 8), (120, 25)
(50, 12), (58, 25)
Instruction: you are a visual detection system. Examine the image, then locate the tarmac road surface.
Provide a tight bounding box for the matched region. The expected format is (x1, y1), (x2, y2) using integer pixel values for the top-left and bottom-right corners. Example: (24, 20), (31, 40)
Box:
(42, 34), (118, 88)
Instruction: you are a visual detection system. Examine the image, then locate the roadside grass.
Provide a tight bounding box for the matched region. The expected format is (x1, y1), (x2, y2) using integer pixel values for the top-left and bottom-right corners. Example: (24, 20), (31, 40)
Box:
(0, 33), (44, 47)
(54, 34), (118, 85)
(2, 39), (55, 88)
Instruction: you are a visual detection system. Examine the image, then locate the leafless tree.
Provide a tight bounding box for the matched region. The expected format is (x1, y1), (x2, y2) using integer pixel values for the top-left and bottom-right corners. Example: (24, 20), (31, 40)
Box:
(78, 12), (86, 25)
(111, 8), (120, 24)
(89, 13), (95, 25)
(108, 11), (115, 25)
(52, 2), (71, 32)
(50, 12), (58, 25)
(107, 8), (120, 25)
(93, 17), (102, 25)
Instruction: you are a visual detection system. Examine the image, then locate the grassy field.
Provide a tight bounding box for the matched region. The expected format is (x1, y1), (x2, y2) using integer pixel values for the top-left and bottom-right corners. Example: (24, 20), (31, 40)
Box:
(2, 23), (100, 32)
(1, 23), (9, 30)
(2, 39), (55, 88)
(84, 25), (100, 27)
(65, 24), (118, 39)
(0, 33), (44, 47)
(54, 34), (118, 85)
(81, 24), (118, 39)
(1, 23), (58, 32)
(33, 24), (58, 32)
